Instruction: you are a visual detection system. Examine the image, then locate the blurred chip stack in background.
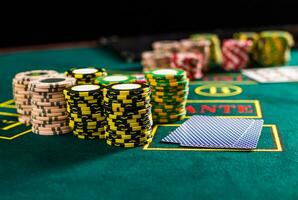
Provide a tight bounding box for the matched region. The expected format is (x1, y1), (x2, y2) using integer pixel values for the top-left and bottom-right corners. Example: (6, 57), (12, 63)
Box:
(258, 31), (294, 67)
(221, 39), (253, 71)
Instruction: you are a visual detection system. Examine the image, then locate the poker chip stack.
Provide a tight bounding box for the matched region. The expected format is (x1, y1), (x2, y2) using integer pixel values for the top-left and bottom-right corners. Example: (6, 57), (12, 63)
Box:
(171, 52), (204, 80)
(258, 31), (294, 67)
(103, 83), (153, 148)
(191, 33), (223, 67)
(29, 75), (76, 135)
(94, 75), (136, 86)
(234, 32), (260, 66)
(180, 39), (211, 72)
(141, 51), (172, 71)
(64, 67), (108, 84)
(63, 85), (106, 139)
(145, 68), (189, 124)
(222, 39), (253, 71)
(12, 70), (59, 124)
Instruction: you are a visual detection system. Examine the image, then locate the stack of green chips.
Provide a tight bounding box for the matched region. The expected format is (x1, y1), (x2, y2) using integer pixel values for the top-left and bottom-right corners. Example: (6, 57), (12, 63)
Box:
(145, 68), (189, 124)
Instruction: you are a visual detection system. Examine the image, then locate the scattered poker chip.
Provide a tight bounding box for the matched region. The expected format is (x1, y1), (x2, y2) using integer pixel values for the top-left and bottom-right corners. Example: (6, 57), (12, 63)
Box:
(64, 67), (108, 84)
(12, 70), (59, 124)
(145, 68), (189, 124)
(64, 84), (106, 139)
(29, 75), (75, 135)
(103, 83), (152, 147)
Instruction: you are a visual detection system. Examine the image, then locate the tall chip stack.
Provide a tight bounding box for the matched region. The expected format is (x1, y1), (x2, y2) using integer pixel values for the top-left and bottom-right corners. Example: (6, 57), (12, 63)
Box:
(222, 39), (253, 71)
(29, 75), (76, 135)
(145, 69), (189, 123)
(258, 31), (294, 67)
(64, 85), (106, 139)
(64, 67), (108, 84)
(103, 83), (153, 148)
(12, 70), (59, 124)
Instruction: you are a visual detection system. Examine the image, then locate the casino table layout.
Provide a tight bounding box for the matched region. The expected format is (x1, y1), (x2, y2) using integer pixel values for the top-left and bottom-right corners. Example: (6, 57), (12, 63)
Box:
(1, 43), (298, 200)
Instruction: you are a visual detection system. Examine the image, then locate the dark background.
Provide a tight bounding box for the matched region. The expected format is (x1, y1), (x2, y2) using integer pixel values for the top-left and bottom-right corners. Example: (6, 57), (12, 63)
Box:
(1, 2), (298, 47)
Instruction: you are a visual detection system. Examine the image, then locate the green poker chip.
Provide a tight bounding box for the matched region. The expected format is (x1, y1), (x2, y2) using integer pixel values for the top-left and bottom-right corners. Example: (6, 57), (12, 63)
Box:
(95, 75), (136, 86)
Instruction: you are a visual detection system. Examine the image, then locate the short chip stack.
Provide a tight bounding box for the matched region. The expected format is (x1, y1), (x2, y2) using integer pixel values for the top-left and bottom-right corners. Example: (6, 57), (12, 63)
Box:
(29, 75), (76, 135)
(145, 69), (189, 123)
(64, 85), (106, 139)
(12, 70), (59, 124)
(64, 67), (108, 84)
(103, 83), (153, 148)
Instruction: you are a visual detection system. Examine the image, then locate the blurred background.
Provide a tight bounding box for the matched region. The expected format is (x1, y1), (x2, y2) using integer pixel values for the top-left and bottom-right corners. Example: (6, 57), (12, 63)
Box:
(0, 2), (297, 50)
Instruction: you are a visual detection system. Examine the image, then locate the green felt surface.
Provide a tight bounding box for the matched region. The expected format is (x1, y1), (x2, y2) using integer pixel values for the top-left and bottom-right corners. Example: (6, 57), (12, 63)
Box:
(1, 46), (298, 200)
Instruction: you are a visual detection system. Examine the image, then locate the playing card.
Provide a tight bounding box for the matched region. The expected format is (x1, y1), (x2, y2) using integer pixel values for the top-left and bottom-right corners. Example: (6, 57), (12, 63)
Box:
(232, 119), (264, 149)
(242, 66), (298, 83)
(162, 116), (256, 148)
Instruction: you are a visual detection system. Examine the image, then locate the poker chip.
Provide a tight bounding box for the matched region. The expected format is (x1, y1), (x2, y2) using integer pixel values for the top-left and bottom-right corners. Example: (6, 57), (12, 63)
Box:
(145, 68), (189, 124)
(29, 75), (75, 135)
(222, 39), (253, 71)
(64, 67), (108, 85)
(64, 84), (106, 139)
(94, 74), (136, 86)
(103, 83), (152, 147)
(12, 70), (59, 124)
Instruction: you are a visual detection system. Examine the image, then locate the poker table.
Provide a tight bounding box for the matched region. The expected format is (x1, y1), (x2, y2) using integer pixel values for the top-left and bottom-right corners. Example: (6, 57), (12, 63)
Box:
(1, 42), (298, 199)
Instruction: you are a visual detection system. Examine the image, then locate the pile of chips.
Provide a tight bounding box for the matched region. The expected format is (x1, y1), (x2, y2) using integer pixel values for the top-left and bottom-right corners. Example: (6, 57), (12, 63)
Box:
(29, 75), (76, 135)
(64, 67), (108, 84)
(222, 39), (253, 71)
(145, 68), (189, 123)
(142, 39), (212, 80)
(64, 85), (106, 139)
(12, 70), (59, 124)
(103, 83), (153, 148)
